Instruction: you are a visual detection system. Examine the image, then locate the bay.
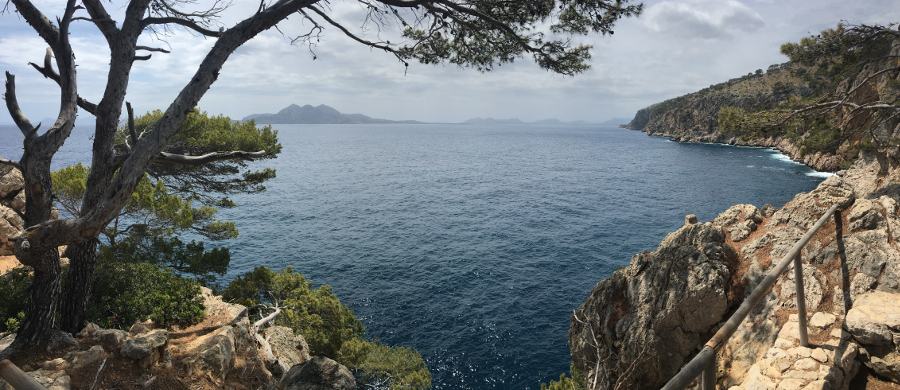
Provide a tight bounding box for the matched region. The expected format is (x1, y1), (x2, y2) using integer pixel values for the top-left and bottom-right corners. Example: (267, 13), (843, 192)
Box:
(0, 123), (826, 389)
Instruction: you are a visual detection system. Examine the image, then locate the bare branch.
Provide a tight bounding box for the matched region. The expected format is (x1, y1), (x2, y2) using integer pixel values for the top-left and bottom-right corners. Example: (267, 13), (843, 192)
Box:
(0, 158), (23, 171)
(8, 0), (60, 48)
(141, 17), (223, 37)
(27, 47), (98, 115)
(136, 45), (171, 53)
(155, 150), (267, 166)
(3, 72), (38, 138)
(307, 5), (397, 54)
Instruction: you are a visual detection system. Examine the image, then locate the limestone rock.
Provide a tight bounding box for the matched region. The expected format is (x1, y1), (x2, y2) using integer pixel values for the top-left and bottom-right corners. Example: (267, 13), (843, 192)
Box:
(200, 287), (252, 350)
(264, 326), (310, 375)
(179, 326), (237, 379)
(809, 313), (836, 330)
(847, 199), (885, 231)
(570, 221), (736, 389)
(121, 329), (168, 369)
(715, 204), (763, 227)
(69, 345), (106, 370)
(76, 322), (100, 339)
(761, 204), (777, 218)
(845, 291), (900, 381)
(778, 264), (826, 311)
(0, 333), (14, 353)
(129, 319), (154, 336)
(843, 230), (897, 279)
(278, 357), (355, 390)
(0, 165), (23, 199)
(0, 366), (71, 390)
(94, 329), (127, 349)
(729, 219), (758, 242)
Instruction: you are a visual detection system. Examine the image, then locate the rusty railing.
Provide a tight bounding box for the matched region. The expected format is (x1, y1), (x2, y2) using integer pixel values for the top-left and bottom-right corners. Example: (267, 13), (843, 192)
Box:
(661, 203), (841, 390)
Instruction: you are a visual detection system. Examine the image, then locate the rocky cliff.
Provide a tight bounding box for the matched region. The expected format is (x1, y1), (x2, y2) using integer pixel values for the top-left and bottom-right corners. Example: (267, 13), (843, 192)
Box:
(0, 287), (354, 390)
(569, 151), (900, 389)
(625, 40), (900, 172)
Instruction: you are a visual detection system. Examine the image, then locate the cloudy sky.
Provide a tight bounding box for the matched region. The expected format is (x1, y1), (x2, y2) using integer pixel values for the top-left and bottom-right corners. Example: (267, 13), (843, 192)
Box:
(1, 0), (899, 125)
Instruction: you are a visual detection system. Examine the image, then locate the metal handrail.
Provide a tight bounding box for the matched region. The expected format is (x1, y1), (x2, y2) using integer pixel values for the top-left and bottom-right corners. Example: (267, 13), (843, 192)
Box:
(0, 359), (48, 390)
(661, 203), (841, 390)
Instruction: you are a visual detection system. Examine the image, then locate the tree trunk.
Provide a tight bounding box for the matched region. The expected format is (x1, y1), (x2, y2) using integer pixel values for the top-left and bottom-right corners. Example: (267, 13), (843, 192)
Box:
(58, 240), (97, 334)
(14, 250), (61, 345)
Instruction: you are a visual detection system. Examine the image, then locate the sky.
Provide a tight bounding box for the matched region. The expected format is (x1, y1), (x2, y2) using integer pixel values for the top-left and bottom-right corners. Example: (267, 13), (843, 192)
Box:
(1, 0), (899, 125)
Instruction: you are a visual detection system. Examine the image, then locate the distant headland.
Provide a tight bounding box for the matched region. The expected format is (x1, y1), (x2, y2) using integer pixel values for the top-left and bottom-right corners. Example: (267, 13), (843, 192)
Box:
(240, 104), (628, 126)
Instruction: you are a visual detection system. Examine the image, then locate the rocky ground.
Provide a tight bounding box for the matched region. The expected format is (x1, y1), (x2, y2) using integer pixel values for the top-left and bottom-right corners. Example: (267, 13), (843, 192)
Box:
(0, 288), (354, 390)
(570, 152), (900, 390)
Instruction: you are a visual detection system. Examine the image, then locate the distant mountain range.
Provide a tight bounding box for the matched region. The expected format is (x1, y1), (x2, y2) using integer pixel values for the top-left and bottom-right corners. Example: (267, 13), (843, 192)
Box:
(242, 104), (422, 124)
(241, 104), (629, 126)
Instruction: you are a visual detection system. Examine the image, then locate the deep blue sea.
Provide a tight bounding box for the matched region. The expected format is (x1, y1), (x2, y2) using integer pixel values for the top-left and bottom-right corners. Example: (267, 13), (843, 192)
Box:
(0, 123), (828, 389)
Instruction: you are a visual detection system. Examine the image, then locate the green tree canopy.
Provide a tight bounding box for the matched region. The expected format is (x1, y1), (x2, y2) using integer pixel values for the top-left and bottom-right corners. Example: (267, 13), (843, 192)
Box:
(50, 110), (280, 283)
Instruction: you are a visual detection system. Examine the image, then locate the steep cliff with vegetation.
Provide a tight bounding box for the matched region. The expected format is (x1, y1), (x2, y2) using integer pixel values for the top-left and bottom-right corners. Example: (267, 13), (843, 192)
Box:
(626, 24), (900, 172)
(570, 23), (900, 390)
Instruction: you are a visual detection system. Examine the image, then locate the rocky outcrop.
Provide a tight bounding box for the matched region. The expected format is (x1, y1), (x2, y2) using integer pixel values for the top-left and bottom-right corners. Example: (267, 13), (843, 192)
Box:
(0, 165), (25, 256)
(121, 329), (169, 369)
(0, 286), (356, 390)
(624, 42), (900, 173)
(569, 218), (737, 389)
(264, 326), (311, 375)
(570, 156), (900, 389)
(278, 356), (356, 390)
(846, 291), (900, 382)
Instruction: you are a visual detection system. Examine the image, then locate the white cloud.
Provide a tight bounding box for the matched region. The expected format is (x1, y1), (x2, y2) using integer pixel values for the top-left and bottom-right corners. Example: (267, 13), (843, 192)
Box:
(642, 0), (765, 40)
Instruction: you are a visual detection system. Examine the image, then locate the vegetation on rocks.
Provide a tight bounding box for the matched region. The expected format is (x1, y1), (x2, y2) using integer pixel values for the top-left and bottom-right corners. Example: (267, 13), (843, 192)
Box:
(627, 22), (900, 172)
(222, 266), (432, 390)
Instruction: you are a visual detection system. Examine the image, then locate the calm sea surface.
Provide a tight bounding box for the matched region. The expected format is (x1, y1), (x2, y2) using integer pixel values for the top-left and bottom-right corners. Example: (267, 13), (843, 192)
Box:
(0, 123), (827, 389)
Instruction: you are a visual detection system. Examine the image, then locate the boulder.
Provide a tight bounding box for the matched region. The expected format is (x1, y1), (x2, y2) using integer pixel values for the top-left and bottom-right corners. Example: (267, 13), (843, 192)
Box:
(121, 329), (168, 369)
(0, 165), (23, 199)
(264, 326), (311, 375)
(128, 319), (154, 336)
(69, 345), (106, 370)
(569, 221), (736, 389)
(75, 322), (100, 339)
(180, 326), (237, 379)
(847, 199), (886, 232)
(845, 291), (900, 382)
(278, 357), (355, 390)
(94, 329), (127, 349)
(714, 204), (763, 228)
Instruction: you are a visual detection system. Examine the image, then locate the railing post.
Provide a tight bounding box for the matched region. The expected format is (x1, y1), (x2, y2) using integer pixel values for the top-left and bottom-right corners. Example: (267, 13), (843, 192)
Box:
(793, 252), (809, 347)
(701, 358), (716, 390)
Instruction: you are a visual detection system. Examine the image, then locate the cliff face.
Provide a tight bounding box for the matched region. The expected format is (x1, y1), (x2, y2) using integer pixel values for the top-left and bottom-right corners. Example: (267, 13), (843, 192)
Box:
(569, 152), (900, 390)
(625, 46), (900, 172)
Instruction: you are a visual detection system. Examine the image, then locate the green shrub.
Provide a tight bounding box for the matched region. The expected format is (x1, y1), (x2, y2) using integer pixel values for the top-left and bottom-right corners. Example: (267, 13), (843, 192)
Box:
(222, 266), (431, 390)
(541, 364), (586, 390)
(87, 260), (205, 328)
(222, 266), (364, 360)
(0, 267), (31, 333)
(348, 339), (432, 390)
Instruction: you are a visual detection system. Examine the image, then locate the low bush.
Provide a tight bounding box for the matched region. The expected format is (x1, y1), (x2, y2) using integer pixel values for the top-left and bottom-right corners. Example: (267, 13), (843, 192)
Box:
(0, 267), (32, 333)
(87, 260), (205, 329)
(222, 266), (431, 390)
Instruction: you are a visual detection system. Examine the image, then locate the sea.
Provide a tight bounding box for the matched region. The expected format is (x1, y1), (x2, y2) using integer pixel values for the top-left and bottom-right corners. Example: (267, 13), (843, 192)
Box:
(0, 123), (829, 389)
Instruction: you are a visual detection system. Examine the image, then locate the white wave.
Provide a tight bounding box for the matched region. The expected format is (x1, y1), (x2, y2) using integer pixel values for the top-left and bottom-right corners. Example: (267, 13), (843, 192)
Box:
(806, 171), (836, 178)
